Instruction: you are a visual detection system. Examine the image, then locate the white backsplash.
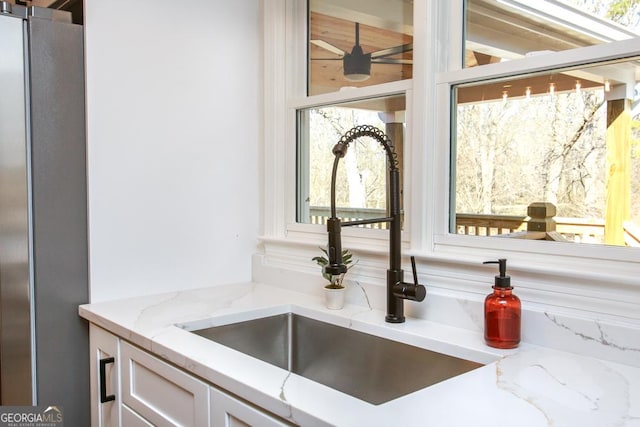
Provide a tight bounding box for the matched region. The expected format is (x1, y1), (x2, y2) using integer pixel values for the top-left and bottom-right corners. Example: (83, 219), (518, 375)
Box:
(252, 254), (640, 368)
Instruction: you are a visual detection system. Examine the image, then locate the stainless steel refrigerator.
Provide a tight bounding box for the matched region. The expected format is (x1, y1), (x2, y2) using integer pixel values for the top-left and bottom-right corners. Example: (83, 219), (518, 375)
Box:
(0, 2), (89, 424)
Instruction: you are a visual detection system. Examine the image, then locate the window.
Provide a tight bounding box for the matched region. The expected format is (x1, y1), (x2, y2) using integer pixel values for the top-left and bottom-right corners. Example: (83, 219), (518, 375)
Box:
(465, 0), (640, 68)
(296, 0), (413, 230)
(308, 0), (413, 96)
(452, 58), (640, 246)
(297, 95), (406, 228)
(262, 0), (640, 321)
(444, 0), (640, 252)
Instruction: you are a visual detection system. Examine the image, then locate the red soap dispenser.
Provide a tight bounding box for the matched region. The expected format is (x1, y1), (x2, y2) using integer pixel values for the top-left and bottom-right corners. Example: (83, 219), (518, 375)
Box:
(483, 259), (521, 349)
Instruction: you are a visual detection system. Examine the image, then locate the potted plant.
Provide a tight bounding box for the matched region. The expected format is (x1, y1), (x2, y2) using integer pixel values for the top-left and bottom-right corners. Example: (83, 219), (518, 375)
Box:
(312, 247), (355, 309)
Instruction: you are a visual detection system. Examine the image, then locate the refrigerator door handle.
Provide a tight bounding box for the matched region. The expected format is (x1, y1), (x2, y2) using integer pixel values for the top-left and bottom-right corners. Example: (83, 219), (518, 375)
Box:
(99, 357), (116, 403)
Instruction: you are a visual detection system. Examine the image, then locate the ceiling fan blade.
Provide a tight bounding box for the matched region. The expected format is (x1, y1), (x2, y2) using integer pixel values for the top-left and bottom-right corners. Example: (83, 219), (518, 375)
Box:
(310, 39), (347, 56)
(370, 43), (414, 59)
(372, 58), (413, 65)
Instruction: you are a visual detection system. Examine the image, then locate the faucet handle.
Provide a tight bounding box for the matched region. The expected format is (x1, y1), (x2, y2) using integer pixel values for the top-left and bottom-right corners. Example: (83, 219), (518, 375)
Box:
(393, 282), (426, 302)
(411, 256), (419, 286)
(392, 256), (427, 302)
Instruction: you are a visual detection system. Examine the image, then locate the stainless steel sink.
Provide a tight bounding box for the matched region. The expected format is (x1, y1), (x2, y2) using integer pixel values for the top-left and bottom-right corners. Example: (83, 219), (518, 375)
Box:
(189, 313), (482, 405)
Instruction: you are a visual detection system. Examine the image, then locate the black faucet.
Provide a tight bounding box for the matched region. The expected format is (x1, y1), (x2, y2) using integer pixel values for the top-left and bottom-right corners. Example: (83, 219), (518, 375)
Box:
(324, 125), (426, 323)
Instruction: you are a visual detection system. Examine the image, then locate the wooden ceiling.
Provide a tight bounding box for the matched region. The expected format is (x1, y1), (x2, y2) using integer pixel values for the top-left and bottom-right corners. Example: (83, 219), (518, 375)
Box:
(309, 1), (635, 104)
(309, 12), (413, 95)
(456, 71), (605, 104)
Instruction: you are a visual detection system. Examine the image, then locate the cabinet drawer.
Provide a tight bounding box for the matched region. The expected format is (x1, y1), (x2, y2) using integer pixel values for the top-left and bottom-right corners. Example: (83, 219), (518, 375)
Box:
(121, 404), (154, 427)
(210, 387), (291, 427)
(121, 341), (209, 426)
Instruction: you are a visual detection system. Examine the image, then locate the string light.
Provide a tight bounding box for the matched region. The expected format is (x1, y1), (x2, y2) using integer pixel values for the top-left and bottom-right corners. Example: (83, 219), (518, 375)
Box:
(525, 86), (531, 100)
(575, 80), (581, 94)
(502, 90), (508, 102)
(549, 83), (555, 97)
(604, 80), (611, 92)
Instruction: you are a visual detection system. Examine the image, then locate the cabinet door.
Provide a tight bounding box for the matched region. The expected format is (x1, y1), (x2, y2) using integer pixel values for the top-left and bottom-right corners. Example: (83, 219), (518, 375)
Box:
(121, 404), (154, 427)
(89, 324), (120, 427)
(210, 387), (291, 427)
(121, 341), (210, 426)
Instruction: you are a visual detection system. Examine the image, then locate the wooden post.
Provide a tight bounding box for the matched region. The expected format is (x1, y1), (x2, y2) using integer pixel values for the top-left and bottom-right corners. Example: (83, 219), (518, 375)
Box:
(527, 202), (556, 232)
(605, 97), (631, 245)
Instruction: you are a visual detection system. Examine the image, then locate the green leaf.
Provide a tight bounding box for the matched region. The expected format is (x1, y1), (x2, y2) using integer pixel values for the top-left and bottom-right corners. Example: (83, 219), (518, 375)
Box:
(312, 256), (328, 266)
(312, 247), (357, 283)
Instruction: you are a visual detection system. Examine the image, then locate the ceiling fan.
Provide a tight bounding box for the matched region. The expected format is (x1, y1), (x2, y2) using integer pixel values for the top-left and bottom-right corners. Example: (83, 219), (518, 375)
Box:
(311, 22), (413, 82)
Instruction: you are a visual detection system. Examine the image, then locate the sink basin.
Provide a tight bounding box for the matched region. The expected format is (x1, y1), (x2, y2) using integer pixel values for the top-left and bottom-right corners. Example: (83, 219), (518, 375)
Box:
(189, 313), (482, 405)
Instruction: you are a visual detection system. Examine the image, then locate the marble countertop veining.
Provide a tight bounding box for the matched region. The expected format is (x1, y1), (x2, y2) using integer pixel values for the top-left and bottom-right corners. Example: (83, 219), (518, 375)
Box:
(79, 282), (640, 427)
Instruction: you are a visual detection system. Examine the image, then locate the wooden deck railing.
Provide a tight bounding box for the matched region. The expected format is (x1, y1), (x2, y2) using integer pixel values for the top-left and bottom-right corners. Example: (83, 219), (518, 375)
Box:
(309, 205), (640, 246)
(455, 212), (609, 243)
(454, 213), (526, 236)
(554, 217), (605, 243)
(623, 221), (640, 247)
(309, 207), (390, 229)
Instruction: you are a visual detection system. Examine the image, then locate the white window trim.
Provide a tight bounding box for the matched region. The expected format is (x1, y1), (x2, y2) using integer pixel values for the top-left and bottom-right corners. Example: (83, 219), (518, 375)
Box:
(264, 0), (418, 251)
(432, 35), (640, 278)
(261, 0), (640, 321)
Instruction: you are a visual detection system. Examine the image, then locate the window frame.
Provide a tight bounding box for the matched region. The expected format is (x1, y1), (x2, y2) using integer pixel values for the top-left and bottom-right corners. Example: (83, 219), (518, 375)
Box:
(262, 0), (640, 313)
(283, 0), (416, 249)
(432, 6), (640, 279)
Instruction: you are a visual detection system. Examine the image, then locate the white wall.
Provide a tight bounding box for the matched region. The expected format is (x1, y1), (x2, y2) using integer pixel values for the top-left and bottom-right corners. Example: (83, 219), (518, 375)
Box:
(85, 0), (261, 302)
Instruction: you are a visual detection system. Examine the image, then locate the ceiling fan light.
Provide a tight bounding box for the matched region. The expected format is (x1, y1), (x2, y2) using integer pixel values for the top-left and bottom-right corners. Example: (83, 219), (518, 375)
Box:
(343, 46), (371, 82)
(344, 73), (370, 82)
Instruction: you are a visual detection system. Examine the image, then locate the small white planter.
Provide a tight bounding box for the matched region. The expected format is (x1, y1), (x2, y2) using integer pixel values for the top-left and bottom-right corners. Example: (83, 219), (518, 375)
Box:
(324, 286), (345, 310)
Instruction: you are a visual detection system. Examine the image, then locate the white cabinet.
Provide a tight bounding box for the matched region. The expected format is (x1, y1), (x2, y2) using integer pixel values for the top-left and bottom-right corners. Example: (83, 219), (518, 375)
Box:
(89, 325), (120, 427)
(120, 340), (210, 426)
(121, 405), (155, 427)
(89, 324), (293, 427)
(210, 387), (290, 427)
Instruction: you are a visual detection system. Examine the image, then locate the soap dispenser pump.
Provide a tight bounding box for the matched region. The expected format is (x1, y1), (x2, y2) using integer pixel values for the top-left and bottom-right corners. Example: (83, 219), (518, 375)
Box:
(483, 259), (521, 349)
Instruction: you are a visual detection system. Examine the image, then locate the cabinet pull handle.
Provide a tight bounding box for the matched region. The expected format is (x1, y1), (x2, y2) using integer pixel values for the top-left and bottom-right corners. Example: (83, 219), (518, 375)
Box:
(99, 357), (116, 403)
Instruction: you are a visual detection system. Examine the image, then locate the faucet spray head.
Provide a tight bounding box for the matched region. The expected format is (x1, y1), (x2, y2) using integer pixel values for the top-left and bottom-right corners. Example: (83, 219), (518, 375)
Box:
(332, 142), (348, 158)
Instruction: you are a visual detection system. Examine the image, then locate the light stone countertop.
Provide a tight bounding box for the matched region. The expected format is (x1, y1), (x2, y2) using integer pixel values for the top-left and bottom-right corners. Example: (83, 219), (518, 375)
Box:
(79, 282), (640, 427)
